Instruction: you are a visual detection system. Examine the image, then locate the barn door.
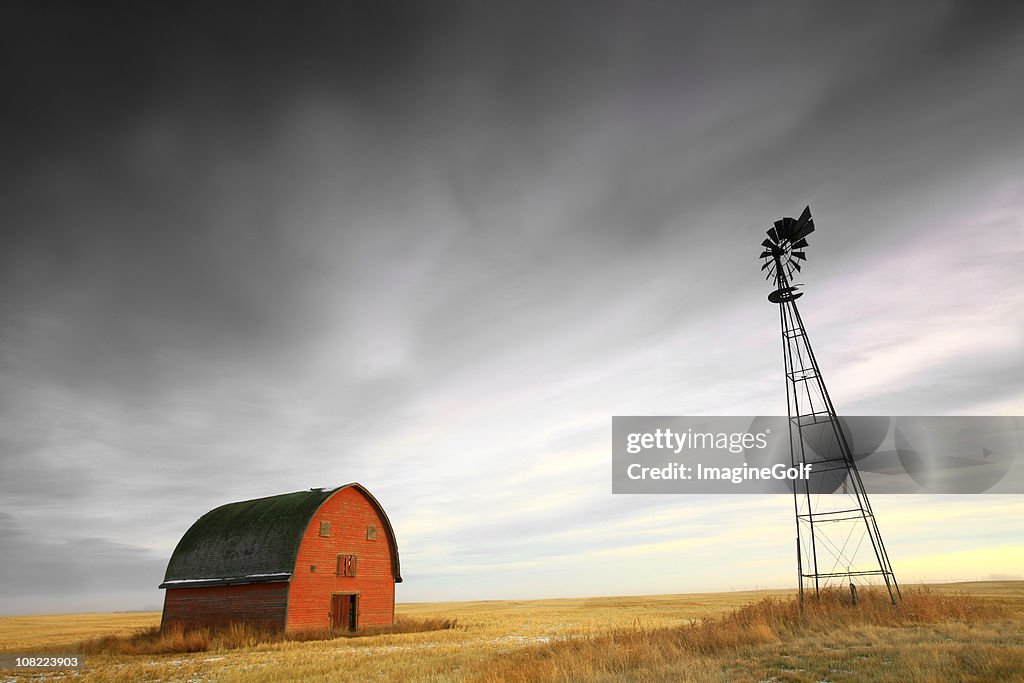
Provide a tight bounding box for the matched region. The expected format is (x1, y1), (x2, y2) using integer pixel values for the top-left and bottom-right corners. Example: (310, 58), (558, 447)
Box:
(331, 594), (358, 630)
(348, 594), (358, 630)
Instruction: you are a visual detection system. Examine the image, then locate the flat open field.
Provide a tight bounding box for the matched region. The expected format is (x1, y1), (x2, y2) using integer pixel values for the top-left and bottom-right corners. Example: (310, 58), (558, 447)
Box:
(1, 581), (1022, 682)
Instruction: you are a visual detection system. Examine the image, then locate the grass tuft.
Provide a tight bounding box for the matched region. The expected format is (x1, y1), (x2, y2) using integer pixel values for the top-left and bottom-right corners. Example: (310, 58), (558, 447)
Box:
(76, 616), (459, 656)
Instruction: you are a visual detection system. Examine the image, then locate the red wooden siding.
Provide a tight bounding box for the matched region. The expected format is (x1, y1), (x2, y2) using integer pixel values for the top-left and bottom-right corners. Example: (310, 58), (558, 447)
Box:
(287, 487), (396, 630)
(161, 582), (288, 631)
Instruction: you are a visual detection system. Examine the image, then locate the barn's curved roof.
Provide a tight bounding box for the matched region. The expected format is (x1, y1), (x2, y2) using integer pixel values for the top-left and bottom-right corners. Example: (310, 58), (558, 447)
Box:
(159, 483), (402, 588)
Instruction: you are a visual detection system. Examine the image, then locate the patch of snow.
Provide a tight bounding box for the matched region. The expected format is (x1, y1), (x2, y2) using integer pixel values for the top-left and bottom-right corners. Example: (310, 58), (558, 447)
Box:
(243, 573), (291, 579)
(162, 573), (290, 585)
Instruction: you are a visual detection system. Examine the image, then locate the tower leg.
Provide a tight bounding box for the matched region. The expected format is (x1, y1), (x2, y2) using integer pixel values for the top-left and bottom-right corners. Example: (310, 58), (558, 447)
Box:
(776, 273), (898, 602)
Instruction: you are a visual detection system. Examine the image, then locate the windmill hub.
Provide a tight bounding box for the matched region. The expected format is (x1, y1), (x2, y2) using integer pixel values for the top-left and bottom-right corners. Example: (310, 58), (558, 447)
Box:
(761, 206), (813, 304)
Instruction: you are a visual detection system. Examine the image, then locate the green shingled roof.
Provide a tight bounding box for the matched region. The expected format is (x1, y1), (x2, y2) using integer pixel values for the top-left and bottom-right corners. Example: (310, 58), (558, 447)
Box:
(159, 484), (401, 588)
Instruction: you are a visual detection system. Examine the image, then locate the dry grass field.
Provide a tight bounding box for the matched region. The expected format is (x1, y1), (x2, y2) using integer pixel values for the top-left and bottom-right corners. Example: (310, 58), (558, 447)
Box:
(1, 581), (1021, 682)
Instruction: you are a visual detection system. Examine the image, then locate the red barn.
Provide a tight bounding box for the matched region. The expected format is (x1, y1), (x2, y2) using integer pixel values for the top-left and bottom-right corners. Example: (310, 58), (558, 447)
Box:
(159, 483), (401, 632)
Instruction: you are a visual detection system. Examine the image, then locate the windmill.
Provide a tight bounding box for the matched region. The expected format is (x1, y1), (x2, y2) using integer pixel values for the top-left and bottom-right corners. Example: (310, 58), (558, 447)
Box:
(760, 207), (899, 605)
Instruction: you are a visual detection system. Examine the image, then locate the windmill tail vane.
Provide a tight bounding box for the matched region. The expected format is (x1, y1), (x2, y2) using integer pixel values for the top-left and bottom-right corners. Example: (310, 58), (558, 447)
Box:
(758, 205), (899, 607)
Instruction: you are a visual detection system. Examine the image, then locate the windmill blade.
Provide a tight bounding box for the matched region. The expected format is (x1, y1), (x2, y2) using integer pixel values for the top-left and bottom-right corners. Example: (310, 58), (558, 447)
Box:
(783, 217), (796, 236)
(759, 250), (773, 258)
(792, 250), (806, 260)
(791, 238), (809, 249)
(796, 205), (811, 228)
(790, 259), (802, 272)
(767, 226), (779, 243)
(775, 219), (790, 239)
(762, 238), (775, 249)
(790, 212), (815, 242)
(761, 261), (771, 271)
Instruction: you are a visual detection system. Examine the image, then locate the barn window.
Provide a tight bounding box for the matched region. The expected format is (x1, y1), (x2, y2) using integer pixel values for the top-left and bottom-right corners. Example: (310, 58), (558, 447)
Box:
(320, 521), (331, 537)
(366, 526), (377, 540)
(336, 553), (357, 577)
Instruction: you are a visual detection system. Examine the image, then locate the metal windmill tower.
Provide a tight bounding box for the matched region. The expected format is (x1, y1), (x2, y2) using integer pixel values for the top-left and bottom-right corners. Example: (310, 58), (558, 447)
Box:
(759, 207), (899, 605)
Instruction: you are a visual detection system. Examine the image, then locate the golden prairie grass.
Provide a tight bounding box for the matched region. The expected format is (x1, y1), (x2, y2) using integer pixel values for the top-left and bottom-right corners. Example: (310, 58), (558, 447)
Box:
(0, 612), (159, 652)
(470, 587), (1016, 682)
(0, 581), (1021, 682)
(75, 617), (460, 656)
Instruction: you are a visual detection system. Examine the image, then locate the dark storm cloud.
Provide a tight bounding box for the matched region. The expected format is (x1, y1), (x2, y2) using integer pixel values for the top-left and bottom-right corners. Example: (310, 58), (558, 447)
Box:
(5, 1), (1022, 390)
(2, 1), (453, 402)
(0, 512), (166, 600)
(0, 2), (444, 161)
(1, 2), (1023, 611)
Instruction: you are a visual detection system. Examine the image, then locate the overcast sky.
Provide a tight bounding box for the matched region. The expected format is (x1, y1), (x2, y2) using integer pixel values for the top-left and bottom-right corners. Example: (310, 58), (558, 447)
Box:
(2, 2), (1023, 615)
